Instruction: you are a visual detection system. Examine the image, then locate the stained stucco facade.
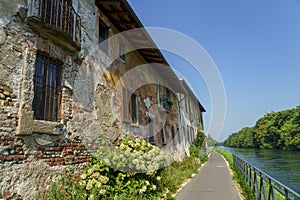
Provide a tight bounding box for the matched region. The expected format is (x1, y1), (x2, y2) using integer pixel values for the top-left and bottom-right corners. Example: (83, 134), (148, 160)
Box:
(0, 0), (205, 199)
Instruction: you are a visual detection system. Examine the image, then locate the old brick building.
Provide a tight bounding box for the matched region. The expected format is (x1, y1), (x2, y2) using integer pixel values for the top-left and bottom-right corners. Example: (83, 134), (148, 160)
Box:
(0, 0), (205, 199)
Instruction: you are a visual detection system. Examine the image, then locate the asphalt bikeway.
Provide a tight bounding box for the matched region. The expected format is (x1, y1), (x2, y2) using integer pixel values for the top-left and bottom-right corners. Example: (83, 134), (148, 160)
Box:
(176, 150), (241, 200)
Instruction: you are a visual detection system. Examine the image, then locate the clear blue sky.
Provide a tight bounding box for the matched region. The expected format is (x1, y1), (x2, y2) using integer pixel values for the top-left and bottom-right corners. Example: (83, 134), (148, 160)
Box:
(127, 0), (300, 141)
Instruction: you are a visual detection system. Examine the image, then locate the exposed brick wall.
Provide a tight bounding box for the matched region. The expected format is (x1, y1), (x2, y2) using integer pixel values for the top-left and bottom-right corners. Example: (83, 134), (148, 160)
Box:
(61, 86), (73, 126)
(0, 136), (25, 165)
(0, 84), (18, 136)
(0, 136), (91, 166)
(35, 140), (91, 166)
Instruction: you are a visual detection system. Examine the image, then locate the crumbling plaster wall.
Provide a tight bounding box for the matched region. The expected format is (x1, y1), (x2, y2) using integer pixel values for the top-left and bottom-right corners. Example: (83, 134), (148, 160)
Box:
(0, 1), (105, 199)
(0, 0), (187, 199)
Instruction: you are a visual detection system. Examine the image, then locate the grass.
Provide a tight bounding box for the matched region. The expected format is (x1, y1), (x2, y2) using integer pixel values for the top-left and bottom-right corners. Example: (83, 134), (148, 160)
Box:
(159, 149), (208, 198)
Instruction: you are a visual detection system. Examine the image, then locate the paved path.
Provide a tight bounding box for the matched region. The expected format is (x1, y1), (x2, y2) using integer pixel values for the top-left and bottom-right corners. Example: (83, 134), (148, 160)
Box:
(176, 150), (241, 200)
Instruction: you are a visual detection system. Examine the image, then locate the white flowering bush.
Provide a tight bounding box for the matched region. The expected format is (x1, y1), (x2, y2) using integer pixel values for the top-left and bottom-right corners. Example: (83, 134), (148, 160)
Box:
(94, 137), (166, 173)
(74, 137), (169, 199)
(49, 136), (173, 200)
(78, 161), (113, 199)
(48, 135), (205, 200)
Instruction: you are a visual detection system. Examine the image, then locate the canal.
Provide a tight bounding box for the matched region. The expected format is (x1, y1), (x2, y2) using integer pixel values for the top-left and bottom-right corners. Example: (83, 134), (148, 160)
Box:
(216, 146), (300, 193)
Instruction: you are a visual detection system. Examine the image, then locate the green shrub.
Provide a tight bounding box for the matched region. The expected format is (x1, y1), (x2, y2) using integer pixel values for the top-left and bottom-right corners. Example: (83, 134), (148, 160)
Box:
(49, 134), (208, 200)
(49, 137), (169, 200)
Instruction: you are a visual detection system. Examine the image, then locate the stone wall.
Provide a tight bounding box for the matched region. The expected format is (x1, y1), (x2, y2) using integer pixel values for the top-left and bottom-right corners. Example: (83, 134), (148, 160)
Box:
(0, 0), (98, 198)
(0, 0), (198, 199)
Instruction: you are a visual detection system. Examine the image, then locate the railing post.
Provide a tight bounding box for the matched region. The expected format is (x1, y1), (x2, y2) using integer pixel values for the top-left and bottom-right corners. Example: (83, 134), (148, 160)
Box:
(284, 188), (288, 200)
(258, 172), (263, 200)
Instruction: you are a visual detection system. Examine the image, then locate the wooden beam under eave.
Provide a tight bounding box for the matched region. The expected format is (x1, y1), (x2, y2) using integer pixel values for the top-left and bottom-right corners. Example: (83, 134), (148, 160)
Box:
(144, 55), (162, 59)
(115, 23), (138, 31)
(114, 20), (137, 26)
(97, 0), (121, 6)
(131, 38), (153, 47)
(146, 58), (165, 64)
(143, 55), (164, 61)
(140, 50), (160, 56)
(107, 11), (130, 16)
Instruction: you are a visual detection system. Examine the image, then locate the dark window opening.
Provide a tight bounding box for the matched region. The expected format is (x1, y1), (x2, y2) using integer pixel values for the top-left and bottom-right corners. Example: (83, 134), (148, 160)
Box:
(166, 88), (171, 100)
(131, 93), (137, 123)
(148, 117), (155, 144)
(33, 53), (62, 121)
(161, 124), (166, 145)
(99, 19), (108, 52)
(158, 84), (163, 107)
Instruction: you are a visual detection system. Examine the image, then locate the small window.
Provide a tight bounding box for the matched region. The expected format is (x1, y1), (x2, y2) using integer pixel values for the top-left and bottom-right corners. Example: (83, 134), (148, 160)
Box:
(99, 18), (108, 52)
(166, 88), (171, 100)
(161, 124), (166, 145)
(33, 53), (62, 121)
(148, 117), (155, 144)
(131, 93), (138, 123)
(119, 42), (126, 62)
(178, 128), (181, 144)
(157, 84), (163, 108)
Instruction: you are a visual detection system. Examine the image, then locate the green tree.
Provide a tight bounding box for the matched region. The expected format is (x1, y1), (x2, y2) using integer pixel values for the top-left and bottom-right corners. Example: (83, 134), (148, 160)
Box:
(224, 106), (300, 150)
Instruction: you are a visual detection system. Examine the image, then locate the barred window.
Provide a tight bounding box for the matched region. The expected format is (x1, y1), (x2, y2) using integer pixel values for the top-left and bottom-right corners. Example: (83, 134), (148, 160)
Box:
(32, 53), (62, 121)
(33, 0), (75, 39)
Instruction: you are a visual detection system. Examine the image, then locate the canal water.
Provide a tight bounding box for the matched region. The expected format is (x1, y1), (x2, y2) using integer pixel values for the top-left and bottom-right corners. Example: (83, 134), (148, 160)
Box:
(216, 146), (300, 193)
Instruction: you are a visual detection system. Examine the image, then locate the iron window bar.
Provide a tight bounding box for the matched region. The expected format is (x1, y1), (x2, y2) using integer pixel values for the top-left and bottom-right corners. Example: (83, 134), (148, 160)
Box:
(33, 53), (62, 122)
(28, 0), (81, 46)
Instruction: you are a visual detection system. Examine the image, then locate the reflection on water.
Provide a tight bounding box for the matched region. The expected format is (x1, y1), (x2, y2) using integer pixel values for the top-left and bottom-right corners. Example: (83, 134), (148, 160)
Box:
(217, 146), (300, 193)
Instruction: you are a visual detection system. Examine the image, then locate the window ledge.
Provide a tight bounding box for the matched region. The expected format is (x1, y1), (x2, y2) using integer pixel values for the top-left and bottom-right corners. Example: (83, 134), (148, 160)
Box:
(16, 111), (64, 136)
(27, 17), (80, 52)
(130, 123), (140, 128)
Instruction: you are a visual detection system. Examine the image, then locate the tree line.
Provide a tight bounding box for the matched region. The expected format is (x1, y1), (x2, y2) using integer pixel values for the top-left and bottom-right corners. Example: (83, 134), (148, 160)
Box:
(222, 106), (300, 150)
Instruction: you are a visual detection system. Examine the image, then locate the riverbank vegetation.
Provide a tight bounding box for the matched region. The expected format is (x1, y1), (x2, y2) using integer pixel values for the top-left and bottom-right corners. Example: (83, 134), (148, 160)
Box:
(48, 130), (208, 200)
(222, 106), (300, 150)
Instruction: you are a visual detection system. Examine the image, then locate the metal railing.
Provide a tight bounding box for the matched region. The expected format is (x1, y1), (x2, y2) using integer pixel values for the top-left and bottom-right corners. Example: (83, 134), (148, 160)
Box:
(233, 154), (300, 200)
(28, 0), (81, 46)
